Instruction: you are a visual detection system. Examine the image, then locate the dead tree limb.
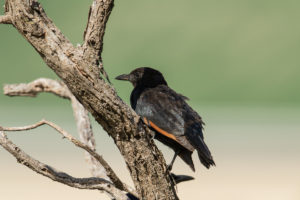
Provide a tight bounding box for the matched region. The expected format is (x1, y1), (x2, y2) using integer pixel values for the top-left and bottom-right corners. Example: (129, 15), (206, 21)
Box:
(3, 78), (131, 193)
(4, 78), (71, 98)
(83, 0), (113, 83)
(0, 15), (12, 24)
(71, 94), (109, 179)
(1, 0), (178, 199)
(0, 131), (129, 200)
(4, 78), (110, 180)
(0, 119), (127, 192)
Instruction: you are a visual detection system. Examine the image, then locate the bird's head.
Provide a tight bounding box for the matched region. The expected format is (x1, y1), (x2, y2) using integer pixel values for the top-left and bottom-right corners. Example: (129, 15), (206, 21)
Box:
(115, 67), (167, 87)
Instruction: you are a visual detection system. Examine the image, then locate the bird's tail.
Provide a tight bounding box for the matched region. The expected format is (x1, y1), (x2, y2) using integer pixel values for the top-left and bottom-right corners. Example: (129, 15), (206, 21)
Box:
(196, 139), (215, 169)
(178, 150), (195, 172)
(170, 173), (194, 184)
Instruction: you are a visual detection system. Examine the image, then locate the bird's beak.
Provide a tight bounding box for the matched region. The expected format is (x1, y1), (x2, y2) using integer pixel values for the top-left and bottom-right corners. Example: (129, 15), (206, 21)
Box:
(115, 74), (131, 81)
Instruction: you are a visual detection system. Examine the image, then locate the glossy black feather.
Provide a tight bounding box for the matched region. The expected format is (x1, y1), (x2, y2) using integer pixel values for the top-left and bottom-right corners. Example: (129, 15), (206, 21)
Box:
(116, 67), (215, 170)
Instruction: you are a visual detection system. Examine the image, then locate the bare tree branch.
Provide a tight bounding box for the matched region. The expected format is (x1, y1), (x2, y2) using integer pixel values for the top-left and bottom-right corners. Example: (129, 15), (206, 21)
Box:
(4, 78), (71, 98)
(0, 118), (128, 192)
(3, 78), (136, 195)
(83, 0), (114, 58)
(3, 78), (103, 178)
(70, 95), (110, 179)
(3, 0), (178, 198)
(0, 131), (129, 200)
(0, 15), (11, 24)
(3, 79), (105, 179)
(83, 0), (114, 83)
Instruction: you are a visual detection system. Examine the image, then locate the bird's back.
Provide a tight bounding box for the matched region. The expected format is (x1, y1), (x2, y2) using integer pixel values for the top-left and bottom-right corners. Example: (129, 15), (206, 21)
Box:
(131, 84), (215, 169)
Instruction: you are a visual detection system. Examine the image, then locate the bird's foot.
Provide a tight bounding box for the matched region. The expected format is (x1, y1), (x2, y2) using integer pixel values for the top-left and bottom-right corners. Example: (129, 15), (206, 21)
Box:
(166, 164), (173, 172)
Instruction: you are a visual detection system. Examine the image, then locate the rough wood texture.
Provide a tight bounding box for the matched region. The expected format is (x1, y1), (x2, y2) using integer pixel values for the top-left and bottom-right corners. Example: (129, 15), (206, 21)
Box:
(2, 0), (178, 199)
(0, 15), (12, 24)
(0, 131), (129, 200)
(83, 0), (113, 83)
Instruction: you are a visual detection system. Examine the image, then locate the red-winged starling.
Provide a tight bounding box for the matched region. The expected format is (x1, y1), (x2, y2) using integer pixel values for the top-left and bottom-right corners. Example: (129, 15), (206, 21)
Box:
(116, 67), (215, 171)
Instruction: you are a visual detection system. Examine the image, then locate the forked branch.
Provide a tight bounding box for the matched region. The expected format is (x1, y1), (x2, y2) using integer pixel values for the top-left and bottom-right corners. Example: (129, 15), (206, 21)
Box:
(2, 0), (178, 198)
(3, 79), (129, 192)
(0, 119), (127, 192)
(0, 131), (129, 200)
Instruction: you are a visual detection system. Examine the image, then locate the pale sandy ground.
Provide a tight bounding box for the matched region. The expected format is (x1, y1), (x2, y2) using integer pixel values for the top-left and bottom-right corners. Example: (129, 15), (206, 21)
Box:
(0, 104), (299, 200)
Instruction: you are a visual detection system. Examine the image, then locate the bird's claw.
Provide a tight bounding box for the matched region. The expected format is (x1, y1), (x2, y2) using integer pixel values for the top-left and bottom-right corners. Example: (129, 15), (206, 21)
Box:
(166, 164), (173, 172)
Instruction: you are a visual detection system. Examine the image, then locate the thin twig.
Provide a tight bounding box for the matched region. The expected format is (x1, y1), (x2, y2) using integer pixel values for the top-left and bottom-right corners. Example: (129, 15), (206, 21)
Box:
(3, 78), (134, 194)
(0, 119), (128, 192)
(4, 78), (71, 98)
(70, 95), (110, 179)
(0, 131), (129, 200)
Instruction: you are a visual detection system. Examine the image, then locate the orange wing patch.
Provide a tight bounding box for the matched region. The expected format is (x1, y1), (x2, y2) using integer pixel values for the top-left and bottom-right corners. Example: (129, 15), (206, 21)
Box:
(143, 117), (177, 142)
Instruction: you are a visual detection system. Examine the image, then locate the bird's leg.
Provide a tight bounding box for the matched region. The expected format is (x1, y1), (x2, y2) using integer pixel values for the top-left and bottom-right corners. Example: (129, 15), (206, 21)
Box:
(167, 150), (180, 171)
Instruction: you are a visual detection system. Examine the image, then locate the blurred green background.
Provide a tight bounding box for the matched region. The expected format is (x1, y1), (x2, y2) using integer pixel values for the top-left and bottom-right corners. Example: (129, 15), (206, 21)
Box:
(0, 0), (300, 200)
(1, 0), (300, 104)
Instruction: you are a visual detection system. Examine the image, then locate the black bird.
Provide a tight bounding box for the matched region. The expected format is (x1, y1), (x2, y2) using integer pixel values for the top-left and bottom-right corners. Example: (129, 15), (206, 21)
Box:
(116, 67), (215, 171)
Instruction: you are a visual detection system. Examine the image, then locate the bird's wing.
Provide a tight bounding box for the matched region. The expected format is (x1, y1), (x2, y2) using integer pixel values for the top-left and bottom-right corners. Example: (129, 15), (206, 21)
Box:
(135, 85), (203, 151)
(180, 101), (215, 167)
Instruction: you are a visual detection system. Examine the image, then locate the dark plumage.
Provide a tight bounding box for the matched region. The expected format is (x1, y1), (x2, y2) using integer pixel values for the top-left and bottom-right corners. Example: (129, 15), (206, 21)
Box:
(116, 67), (215, 171)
